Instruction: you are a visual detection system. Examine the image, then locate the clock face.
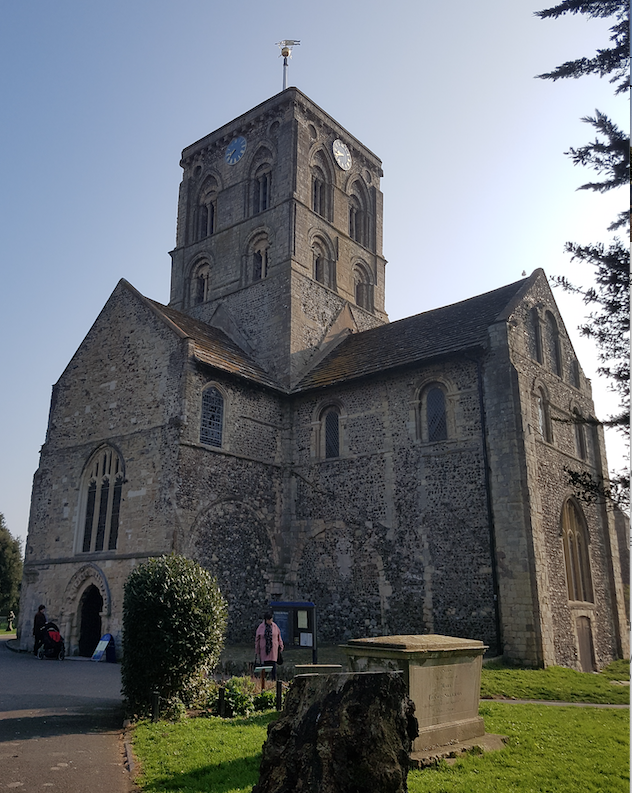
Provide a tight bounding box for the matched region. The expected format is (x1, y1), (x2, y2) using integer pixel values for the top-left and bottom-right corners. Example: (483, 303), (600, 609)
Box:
(332, 139), (352, 171)
(225, 136), (247, 166)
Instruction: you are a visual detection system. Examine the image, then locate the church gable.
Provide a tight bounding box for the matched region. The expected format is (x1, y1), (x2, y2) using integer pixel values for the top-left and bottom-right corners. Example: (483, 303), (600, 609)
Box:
(47, 279), (187, 450)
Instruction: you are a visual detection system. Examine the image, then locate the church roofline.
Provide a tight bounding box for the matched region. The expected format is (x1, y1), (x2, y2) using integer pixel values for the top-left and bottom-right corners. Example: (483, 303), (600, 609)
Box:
(180, 87), (382, 169)
(293, 274), (534, 392)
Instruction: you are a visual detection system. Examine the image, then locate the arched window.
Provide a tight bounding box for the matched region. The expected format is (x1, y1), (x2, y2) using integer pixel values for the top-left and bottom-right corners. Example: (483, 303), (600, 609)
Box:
(190, 262), (210, 306)
(545, 311), (562, 377)
(570, 359), (580, 389)
(248, 233), (270, 282)
(323, 407), (340, 458)
(313, 238), (336, 290)
(353, 264), (373, 311)
(200, 386), (224, 448)
(253, 165), (272, 215)
(348, 179), (372, 250)
(573, 408), (587, 460)
(80, 447), (124, 553)
(531, 308), (543, 364)
(426, 387), (448, 442)
(536, 387), (553, 443)
(193, 176), (218, 242)
(562, 499), (593, 603)
(311, 150), (333, 221)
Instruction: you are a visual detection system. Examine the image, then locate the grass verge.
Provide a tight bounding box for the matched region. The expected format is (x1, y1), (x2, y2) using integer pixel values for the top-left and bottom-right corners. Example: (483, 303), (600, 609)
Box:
(408, 703), (629, 793)
(132, 703), (628, 793)
(480, 660), (629, 704)
(133, 712), (276, 793)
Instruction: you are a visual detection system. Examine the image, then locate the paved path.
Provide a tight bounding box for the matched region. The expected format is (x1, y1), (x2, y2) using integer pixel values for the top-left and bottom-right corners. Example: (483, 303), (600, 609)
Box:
(0, 635), (134, 792)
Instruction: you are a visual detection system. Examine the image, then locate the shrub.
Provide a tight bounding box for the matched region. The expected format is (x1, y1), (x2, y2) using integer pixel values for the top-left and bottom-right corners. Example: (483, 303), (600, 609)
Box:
(224, 676), (257, 717)
(121, 555), (227, 718)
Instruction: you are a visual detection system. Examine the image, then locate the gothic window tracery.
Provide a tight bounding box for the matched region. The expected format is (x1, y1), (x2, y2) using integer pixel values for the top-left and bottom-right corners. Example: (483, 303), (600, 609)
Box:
(79, 447), (124, 554)
(562, 499), (593, 603)
(200, 385), (224, 448)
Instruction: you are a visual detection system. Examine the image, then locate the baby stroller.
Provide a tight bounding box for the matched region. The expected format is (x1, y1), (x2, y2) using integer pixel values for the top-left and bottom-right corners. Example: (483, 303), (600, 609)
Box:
(37, 621), (65, 660)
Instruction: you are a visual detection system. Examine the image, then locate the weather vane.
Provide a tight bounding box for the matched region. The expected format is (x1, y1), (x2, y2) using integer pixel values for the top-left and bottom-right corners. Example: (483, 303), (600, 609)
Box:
(276, 40), (300, 90)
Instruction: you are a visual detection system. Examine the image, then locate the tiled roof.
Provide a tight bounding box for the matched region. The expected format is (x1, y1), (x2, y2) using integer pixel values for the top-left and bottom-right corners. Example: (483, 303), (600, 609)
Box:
(295, 277), (529, 391)
(147, 299), (284, 391)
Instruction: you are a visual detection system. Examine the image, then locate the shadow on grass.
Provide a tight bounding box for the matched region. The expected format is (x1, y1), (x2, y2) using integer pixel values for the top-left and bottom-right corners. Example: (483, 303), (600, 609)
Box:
(139, 754), (262, 793)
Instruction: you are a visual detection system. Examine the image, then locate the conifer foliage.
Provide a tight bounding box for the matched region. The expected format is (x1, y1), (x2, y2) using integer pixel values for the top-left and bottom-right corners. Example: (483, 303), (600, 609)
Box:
(536, 1), (629, 504)
(121, 555), (227, 717)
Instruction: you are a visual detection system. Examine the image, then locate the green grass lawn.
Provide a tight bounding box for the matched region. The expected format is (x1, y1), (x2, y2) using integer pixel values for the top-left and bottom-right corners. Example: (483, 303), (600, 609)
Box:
(407, 702), (628, 793)
(132, 662), (629, 792)
(480, 659), (629, 704)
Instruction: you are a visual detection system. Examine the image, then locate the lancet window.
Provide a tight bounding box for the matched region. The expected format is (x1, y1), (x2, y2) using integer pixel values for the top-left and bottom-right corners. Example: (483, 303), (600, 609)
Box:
(80, 447), (124, 554)
(200, 386), (224, 448)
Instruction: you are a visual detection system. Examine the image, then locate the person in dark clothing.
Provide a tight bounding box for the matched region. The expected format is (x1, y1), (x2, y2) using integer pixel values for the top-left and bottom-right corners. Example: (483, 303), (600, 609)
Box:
(33, 604), (47, 655)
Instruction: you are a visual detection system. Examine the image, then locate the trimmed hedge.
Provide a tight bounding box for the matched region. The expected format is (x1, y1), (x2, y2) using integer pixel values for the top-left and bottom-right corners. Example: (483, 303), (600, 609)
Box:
(121, 555), (227, 717)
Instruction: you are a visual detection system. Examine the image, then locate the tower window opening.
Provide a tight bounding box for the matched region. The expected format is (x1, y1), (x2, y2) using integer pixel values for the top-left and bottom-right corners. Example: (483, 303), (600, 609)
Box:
(254, 171), (271, 214)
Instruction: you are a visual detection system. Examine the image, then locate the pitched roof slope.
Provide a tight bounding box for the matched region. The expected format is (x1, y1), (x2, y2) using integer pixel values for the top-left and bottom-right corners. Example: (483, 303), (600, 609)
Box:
(296, 276), (530, 391)
(146, 298), (284, 390)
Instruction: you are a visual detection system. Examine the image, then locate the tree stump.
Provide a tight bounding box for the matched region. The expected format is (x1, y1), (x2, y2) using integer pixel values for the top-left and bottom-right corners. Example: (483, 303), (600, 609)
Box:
(253, 671), (418, 793)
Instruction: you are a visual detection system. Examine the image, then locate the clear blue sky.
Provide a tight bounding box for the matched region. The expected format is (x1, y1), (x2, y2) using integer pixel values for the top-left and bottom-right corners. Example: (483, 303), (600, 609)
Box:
(0, 0), (627, 546)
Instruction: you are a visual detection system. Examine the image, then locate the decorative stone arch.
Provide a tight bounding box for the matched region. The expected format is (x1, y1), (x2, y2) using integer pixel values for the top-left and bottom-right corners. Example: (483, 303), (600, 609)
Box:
(346, 175), (373, 250)
(309, 229), (337, 290)
(309, 145), (335, 220)
(352, 259), (374, 311)
(413, 377), (457, 443)
(190, 172), (222, 243)
(186, 497), (278, 642)
(292, 521), (386, 642)
(248, 143), (276, 216)
(243, 226), (273, 283)
(60, 564), (111, 657)
(187, 256), (213, 306)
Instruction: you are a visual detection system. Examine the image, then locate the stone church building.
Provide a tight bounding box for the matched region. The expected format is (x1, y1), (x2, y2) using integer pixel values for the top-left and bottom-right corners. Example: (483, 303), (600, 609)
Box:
(18, 88), (628, 669)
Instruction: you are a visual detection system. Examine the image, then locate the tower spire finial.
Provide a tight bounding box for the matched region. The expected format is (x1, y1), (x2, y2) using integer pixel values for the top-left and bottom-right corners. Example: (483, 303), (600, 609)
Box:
(276, 40), (300, 90)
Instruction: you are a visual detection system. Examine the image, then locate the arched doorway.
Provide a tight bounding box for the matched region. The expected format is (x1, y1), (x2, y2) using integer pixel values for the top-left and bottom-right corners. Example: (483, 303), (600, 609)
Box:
(78, 585), (103, 657)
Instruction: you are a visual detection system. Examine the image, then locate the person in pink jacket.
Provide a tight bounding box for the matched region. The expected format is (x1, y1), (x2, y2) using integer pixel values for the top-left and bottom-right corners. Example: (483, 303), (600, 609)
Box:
(255, 610), (284, 680)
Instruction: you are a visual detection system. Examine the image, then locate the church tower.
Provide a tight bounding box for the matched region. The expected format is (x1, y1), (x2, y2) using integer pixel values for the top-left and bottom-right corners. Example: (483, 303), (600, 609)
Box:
(169, 88), (388, 387)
